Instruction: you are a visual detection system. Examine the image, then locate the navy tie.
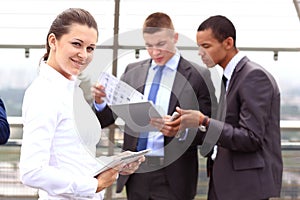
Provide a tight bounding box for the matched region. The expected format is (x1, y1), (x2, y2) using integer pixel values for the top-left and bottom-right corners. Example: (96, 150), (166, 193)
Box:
(137, 65), (165, 151)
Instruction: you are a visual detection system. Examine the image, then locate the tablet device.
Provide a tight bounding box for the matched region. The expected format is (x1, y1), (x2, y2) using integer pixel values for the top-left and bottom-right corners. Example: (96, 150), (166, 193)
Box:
(109, 101), (163, 132)
(93, 149), (151, 176)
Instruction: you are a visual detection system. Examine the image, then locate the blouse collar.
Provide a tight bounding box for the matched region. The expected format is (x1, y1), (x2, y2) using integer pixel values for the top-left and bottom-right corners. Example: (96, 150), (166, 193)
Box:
(39, 62), (80, 89)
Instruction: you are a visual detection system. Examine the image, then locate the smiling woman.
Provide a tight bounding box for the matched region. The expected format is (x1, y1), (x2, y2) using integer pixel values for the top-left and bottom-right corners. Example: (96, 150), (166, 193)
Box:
(19, 8), (120, 200)
(0, 1), (300, 199)
(44, 23), (98, 79)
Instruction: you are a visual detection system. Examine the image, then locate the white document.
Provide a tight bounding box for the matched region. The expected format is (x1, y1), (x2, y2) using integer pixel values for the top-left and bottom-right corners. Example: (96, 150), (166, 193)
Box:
(98, 72), (164, 132)
(98, 72), (145, 105)
(93, 149), (151, 176)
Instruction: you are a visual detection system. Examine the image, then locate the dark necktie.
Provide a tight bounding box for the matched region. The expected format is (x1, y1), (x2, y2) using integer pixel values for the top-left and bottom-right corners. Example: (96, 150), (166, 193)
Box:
(222, 74), (228, 88)
(137, 65), (165, 151)
(203, 74), (228, 170)
(210, 74), (228, 160)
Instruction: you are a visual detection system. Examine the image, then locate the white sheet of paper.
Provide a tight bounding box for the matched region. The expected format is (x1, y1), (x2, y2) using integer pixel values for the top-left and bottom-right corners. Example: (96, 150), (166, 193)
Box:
(98, 72), (145, 105)
(93, 149), (151, 176)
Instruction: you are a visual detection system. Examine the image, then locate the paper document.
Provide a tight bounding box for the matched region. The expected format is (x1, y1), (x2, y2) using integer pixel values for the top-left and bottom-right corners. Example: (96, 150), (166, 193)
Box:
(98, 72), (145, 105)
(93, 149), (151, 176)
(97, 72), (164, 131)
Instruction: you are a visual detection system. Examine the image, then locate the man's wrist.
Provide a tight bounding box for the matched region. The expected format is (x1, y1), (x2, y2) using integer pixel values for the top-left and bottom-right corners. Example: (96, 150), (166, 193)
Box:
(199, 115), (210, 132)
(94, 101), (107, 112)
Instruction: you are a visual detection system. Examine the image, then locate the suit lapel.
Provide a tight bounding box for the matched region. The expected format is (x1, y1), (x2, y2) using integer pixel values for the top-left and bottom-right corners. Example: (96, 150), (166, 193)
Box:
(123, 60), (150, 148)
(226, 56), (248, 95)
(168, 57), (192, 114)
(218, 57), (248, 121)
(130, 60), (151, 94)
(217, 85), (227, 121)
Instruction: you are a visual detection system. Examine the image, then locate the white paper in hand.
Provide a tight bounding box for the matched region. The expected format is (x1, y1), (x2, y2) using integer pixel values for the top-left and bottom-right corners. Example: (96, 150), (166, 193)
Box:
(93, 149), (151, 176)
(97, 72), (145, 105)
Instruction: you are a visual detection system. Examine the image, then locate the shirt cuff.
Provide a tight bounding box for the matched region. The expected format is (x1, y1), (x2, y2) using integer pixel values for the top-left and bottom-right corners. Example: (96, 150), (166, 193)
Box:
(178, 128), (188, 141)
(94, 101), (107, 112)
(73, 177), (99, 198)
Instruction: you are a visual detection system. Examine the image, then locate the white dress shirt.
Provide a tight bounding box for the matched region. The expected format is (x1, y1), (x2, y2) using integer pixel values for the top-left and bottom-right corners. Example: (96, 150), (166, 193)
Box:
(143, 50), (180, 156)
(20, 63), (105, 199)
(223, 51), (245, 90)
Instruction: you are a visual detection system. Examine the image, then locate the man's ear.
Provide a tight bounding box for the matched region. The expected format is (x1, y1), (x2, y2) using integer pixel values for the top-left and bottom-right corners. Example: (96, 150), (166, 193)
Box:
(48, 33), (57, 51)
(173, 32), (179, 44)
(223, 37), (234, 50)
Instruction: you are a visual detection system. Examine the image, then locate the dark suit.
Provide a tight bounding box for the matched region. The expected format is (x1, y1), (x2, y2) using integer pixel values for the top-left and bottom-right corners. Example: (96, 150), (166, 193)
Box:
(0, 98), (10, 144)
(207, 56), (283, 200)
(96, 57), (217, 200)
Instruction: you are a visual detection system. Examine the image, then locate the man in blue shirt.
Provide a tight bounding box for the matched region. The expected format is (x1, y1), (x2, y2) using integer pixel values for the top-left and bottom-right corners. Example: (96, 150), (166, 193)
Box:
(92, 12), (217, 200)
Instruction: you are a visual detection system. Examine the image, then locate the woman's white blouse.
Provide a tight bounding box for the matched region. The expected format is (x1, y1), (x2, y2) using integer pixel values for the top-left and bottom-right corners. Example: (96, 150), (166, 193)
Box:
(20, 63), (104, 199)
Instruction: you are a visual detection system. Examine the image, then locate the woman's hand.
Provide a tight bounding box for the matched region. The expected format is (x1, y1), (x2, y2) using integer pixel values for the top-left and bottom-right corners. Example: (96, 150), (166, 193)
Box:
(119, 156), (145, 175)
(95, 166), (120, 192)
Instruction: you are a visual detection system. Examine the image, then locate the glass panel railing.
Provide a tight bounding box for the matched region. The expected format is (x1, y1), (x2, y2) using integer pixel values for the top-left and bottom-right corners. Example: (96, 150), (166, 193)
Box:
(1, 122), (300, 199)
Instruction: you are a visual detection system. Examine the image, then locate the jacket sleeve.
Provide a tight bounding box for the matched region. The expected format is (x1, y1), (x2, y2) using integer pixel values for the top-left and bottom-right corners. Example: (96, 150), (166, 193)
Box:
(94, 104), (116, 128)
(0, 98), (10, 144)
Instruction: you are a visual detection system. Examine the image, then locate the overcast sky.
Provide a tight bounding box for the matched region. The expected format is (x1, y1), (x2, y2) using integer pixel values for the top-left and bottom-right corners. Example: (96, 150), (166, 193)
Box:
(1, 0), (300, 46)
(0, 0), (300, 92)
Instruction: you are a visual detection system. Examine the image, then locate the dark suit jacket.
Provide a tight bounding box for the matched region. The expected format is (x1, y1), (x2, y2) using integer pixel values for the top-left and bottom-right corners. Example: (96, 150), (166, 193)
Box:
(207, 56), (283, 200)
(96, 57), (217, 200)
(0, 98), (10, 144)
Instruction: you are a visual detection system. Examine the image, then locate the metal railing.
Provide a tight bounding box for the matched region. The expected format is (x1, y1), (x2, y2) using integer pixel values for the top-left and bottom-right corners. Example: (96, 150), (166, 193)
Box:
(1, 118), (300, 200)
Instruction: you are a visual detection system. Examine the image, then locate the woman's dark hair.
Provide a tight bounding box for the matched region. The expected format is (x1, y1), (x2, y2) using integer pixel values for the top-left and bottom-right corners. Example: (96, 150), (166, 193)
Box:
(42, 8), (98, 61)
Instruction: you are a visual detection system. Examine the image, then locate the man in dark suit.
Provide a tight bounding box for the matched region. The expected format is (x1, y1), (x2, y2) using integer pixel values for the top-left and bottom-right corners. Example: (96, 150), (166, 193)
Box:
(154, 15), (283, 200)
(92, 12), (217, 200)
(0, 98), (10, 144)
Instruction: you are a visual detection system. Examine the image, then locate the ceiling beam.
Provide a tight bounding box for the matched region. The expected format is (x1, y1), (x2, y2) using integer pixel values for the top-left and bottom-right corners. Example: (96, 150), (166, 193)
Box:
(0, 44), (300, 52)
(293, 0), (300, 22)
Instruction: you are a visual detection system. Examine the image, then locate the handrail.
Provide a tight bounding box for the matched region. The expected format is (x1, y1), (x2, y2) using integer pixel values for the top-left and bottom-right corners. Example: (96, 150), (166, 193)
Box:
(6, 117), (300, 150)
(280, 120), (300, 132)
(1, 44), (300, 52)
(2, 118), (300, 200)
(8, 117), (300, 130)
